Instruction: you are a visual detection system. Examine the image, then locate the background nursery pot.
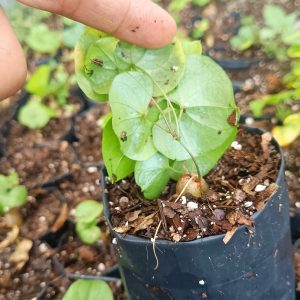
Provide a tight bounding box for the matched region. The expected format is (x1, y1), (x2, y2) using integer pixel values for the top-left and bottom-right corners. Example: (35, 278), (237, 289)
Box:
(101, 129), (295, 300)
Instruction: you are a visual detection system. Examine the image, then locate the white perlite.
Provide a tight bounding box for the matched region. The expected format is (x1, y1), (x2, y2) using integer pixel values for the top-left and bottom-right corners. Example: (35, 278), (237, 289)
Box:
(231, 141), (242, 150)
(255, 184), (266, 192)
(181, 196), (187, 205)
(199, 280), (205, 285)
(187, 202), (198, 211)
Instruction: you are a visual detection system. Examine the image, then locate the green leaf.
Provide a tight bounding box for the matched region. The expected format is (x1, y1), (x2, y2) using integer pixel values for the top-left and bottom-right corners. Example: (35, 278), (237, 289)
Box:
(26, 65), (51, 97)
(230, 25), (257, 51)
(181, 40), (202, 56)
(75, 28), (110, 101)
(173, 128), (236, 176)
(26, 24), (61, 54)
(115, 41), (146, 66)
(153, 55), (238, 161)
(263, 5), (286, 32)
(18, 99), (57, 129)
(102, 118), (135, 182)
(288, 45), (300, 58)
(272, 113), (300, 146)
(5, 186), (28, 213)
(75, 200), (103, 224)
(135, 153), (170, 200)
(136, 39), (185, 96)
(63, 280), (113, 300)
(109, 71), (157, 160)
(0, 171), (19, 192)
(84, 37), (119, 94)
(64, 22), (85, 48)
(0, 171), (28, 214)
(76, 223), (101, 244)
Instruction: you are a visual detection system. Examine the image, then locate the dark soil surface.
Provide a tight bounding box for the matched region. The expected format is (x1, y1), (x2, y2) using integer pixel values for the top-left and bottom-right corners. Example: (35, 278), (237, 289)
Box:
(0, 141), (76, 189)
(3, 118), (72, 153)
(73, 104), (110, 165)
(58, 164), (101, 207)
(20, 189), (65, 241)
(108, 127), (280, 242)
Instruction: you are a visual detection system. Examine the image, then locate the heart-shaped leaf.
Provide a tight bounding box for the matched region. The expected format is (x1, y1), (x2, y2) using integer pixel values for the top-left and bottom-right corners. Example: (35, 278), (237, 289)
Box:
(136, 39), (185, 96)
(109, 71), (157, 160)
(153, 55), (238, 161)
(102, 117), (135, 182)
(135, 153), (171, 200)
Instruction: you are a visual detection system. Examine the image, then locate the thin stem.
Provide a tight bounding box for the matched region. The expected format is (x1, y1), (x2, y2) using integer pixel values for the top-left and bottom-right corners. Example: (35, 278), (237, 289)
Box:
(178, 141), (201, 178)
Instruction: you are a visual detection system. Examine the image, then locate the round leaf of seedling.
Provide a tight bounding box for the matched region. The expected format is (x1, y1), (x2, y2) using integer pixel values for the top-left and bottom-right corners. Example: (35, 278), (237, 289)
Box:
(109, 71), (157, 161)
(63, 279), (113, 300)
(75, 28), (110, 101)
(153, 54), (238, 161)
(75, 200), (103, 224)
(76, 223), (101, 245)
(135, 153), (171, 200)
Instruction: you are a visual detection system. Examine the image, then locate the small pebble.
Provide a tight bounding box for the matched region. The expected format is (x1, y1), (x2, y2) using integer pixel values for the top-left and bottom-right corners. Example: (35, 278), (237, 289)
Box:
(187, 202), (198, 211)
(255, 184), (266, 192)
(231, 141), (242, 150)
(181, 196), (187, 205)
(244, 201), (253, 208)
(199, 280), (205, 285)
(112, 238), (117, 245)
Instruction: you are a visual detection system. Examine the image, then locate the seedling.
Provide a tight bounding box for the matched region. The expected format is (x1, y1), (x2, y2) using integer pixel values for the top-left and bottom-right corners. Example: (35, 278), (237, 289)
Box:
(231, 4), (300, 61)
(0, 171), (28, 214)
(75, 28), (239, 200)
(250, 55), (300, 146)
(18, 62), (77, 129)
(63, 279), (113, 300)
(74, 200), (103, 244)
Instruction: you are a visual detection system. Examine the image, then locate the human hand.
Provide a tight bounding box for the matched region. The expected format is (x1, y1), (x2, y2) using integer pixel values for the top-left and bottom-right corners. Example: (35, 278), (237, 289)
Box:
(0, 0), (177, 100)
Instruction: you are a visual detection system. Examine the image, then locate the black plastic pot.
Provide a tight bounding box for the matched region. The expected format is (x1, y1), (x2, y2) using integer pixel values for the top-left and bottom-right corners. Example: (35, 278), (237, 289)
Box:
(291, 211), (300, 241)
(101, 129), (295, 300)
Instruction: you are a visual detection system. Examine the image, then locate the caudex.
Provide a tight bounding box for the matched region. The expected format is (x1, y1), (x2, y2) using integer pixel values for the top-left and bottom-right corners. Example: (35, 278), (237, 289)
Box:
(75, 28), (239, 201)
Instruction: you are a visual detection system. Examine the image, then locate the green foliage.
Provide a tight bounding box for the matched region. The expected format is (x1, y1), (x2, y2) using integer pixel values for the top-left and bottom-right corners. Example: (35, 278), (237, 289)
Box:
(191, 19), (210, 39)
(230, 4), (300, 61)
(26, 63), (75, 106)
(63, 280), (113, 300)
(18, 62), (76, 129)
(26, 24), (61, 54)
(250, 58), (300, 119)
(18, 98), (57, 129)
(5, 2), (51, 45)
(102, 117), (135, 182)
(0, 171), (28, 214)
(63, 18), (85, 48)
(75, 200), (103, 244)
(76, 29), (238, 200)
(272, 112), (300, 146)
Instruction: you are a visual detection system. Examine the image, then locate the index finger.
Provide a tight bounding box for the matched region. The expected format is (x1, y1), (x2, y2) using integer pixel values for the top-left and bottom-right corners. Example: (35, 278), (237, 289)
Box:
(17, 0), (177, 48)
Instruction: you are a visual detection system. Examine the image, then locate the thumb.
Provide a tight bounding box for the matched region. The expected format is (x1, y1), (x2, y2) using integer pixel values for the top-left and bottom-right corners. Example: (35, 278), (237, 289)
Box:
(0, 8), (27, 100)
(17, 0), (177, 48)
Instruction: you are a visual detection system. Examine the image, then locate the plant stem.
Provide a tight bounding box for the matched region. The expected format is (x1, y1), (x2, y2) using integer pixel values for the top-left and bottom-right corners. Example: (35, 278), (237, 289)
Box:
(178, 141), (202, 179)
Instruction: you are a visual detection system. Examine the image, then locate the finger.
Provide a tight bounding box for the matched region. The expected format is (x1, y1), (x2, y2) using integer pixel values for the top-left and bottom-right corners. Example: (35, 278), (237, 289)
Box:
(17, 0), (177, 48)
(0, 9), (27, 101)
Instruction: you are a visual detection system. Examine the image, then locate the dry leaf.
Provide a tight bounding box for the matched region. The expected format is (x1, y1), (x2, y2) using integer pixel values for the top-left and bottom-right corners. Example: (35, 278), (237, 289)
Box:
(125, 210), (141, 222)
(171, 232), (181, 242)
(162, 206), (176, 219)
(261, 132), (272, 160)
(9, 239), (33, 269)
(0, 225), (19, 249)
(51, 203), (68, 232)
(133, 213), (155, 234)
(114, 224), (130, 234)
(237, 213), (252, 227)
(223, 227), (237, 244)
(242, 177), (260, 195)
